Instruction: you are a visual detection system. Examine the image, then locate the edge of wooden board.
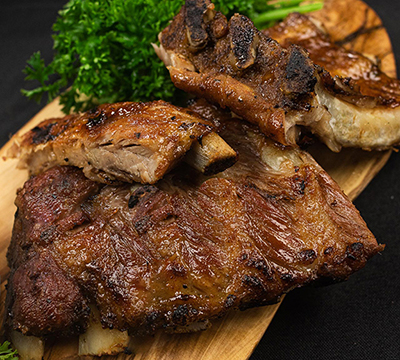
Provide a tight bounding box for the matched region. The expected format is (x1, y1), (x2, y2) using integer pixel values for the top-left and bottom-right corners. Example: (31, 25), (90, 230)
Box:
(0, 0), (396, 359)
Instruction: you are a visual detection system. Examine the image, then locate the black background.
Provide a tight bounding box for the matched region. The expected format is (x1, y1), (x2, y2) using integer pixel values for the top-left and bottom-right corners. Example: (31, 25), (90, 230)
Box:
(1, 1), (399, 359)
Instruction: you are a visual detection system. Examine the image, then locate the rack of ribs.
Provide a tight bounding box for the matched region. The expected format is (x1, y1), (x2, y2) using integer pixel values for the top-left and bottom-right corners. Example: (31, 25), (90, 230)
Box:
(5, 115), (383, 341)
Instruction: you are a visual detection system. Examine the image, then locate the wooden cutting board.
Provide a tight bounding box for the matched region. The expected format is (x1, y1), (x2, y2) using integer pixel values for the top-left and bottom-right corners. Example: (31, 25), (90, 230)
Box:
(0, 0), (395, 358)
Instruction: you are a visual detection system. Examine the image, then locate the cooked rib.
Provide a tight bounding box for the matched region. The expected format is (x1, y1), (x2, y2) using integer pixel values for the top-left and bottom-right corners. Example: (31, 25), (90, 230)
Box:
(156, 0), (317, 146)
(156, 0), (400, 151)
(8, 100), (237, 184)
(264, 12), (400, 102)
(264, 12), (400, 150)
(6, 118), (383, 339)
(78, 306), (129, 356)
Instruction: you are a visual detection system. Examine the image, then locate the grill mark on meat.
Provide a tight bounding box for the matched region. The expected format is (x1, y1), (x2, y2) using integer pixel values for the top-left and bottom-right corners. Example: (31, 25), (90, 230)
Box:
(244, 254), (274, 279)
(86, 110), (108, 129)
(224, 294), (237, 308)
(229, 15), (259, 70)
(346, 242), (364, 261)
(284, 47), (318, 95)
(298, 249), (317, 264)
(31, 123), (57, 144)
(172, 304), (190, 325)
(185, 0), (210, 50)
(128, 186), (158, 209)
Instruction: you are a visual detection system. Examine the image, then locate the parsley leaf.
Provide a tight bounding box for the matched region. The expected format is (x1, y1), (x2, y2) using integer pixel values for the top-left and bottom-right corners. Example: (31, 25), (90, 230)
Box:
(22, 0), (323, 113)
(0, 342), (18, 360)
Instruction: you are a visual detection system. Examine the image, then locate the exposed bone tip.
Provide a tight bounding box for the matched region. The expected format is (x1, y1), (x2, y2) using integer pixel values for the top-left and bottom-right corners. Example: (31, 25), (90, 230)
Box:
(10, 330), (44, 360)
(185, 131), (238, 175)
(79, 305), (130, 356)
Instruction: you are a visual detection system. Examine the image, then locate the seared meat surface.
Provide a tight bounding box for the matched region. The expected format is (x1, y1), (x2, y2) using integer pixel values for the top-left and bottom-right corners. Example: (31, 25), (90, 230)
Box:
(6, 167), (100, 336)
(6, 118), (383, 337)
(157, 0), (400, 151)
(8, 100), (235, 184)
(157, 0), (317, 146)
(264, 13), (400, 151)
(264, 13), (400, 104)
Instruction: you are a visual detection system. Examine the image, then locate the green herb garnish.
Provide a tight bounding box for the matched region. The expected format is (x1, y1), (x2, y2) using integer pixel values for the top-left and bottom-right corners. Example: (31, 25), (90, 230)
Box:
(0, 342), (18, 360)
(22, 0), (323, 114)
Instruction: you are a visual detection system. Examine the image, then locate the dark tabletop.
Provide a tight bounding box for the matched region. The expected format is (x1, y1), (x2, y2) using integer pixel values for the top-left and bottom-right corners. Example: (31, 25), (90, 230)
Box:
(1, 1), (400, 359)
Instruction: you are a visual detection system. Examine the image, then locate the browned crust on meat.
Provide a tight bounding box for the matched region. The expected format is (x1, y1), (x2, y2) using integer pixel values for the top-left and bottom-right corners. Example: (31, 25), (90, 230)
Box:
(6, 119), (383, 337)
(185, 0), (214, 49)
(5, 252), (90, 337)
(9, 101), (217, 184)
(159, 2), (317, 146)
(264, 12), (400, 108)
(5, 166), (101, 336)
(229, 15), (259, 70)
(157, 1), (400, 151)
(169, 68), (288, 144)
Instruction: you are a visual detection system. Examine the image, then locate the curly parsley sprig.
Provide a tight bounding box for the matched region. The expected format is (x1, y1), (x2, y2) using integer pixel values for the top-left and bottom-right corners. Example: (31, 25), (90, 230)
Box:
(0, 342), (18, 360)
(22, 0), (323, 114)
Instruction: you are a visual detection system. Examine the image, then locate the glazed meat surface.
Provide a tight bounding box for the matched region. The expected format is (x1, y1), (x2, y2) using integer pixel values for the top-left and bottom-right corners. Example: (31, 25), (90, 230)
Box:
(157, 0), (317, 146)
(8, 100), (232, 184)
(157, 0), (400, 151)
(264, 12), (400, 103)
(6, 118), (383, 337)
(264, 13), (400, 150)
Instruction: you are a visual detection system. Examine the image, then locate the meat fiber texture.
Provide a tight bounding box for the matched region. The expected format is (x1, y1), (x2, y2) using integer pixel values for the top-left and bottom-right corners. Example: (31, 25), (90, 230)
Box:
(156, 0), (400, 151)
(5, 118), (383, 338)
(8, 101), (215, 184)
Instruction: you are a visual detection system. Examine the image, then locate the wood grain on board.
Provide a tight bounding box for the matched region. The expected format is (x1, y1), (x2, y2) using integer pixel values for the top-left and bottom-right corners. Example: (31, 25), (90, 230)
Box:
(0, 0), (395, 359)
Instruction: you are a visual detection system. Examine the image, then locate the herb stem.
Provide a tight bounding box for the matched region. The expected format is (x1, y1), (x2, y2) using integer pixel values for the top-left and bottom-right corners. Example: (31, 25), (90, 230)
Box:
(274, 0), (306, 8)
(254, 2), (323, 27)
(22, 0), (324, 113)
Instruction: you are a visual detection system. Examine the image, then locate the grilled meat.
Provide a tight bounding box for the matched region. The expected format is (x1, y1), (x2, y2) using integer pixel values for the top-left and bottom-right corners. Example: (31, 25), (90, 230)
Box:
(264, 12), (400, 150)
(6, 118), (383, 338)
(156, 0), (400, 151)
(156, 0), (317, 146)
(8, 100), (237, 184)
(264, 12), (400, 102)
(5, 168), (100, 336)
